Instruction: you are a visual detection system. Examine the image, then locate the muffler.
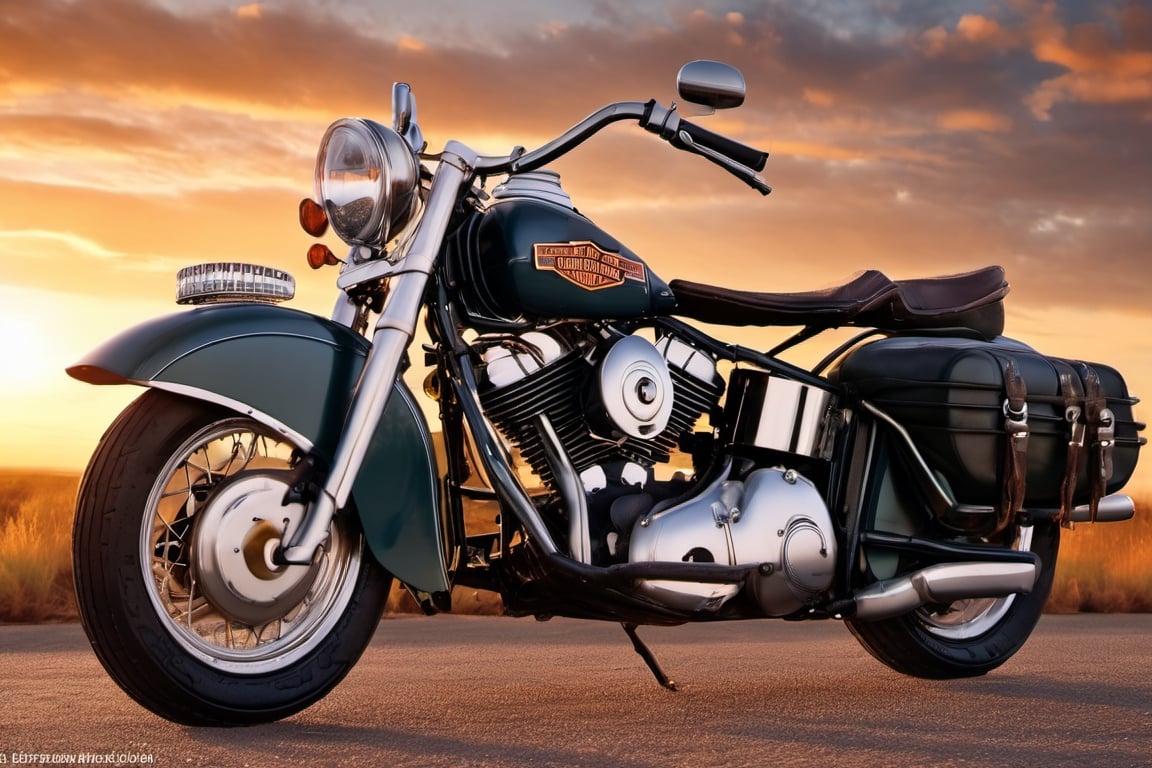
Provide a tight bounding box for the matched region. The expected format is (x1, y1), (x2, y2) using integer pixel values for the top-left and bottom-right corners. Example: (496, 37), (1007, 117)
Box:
(1069, 493), (1135, 523)
(848, 561), (1038, 621)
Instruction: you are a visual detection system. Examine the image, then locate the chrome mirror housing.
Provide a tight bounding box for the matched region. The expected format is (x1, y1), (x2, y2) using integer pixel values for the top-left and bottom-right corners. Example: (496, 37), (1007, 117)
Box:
(392, 82), (425, 153)
(676, 60), (746, 109)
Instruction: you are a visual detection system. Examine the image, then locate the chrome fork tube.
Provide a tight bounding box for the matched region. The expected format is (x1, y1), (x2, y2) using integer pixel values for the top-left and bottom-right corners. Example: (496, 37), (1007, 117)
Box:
(280, 141), (477, 564)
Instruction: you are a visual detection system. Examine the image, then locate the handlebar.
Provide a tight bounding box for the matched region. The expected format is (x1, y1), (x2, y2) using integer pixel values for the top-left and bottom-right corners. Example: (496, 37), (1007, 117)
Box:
(473, 101), (649, 175)
(672, 119), (767, 172)
(469, 99), (770, 194)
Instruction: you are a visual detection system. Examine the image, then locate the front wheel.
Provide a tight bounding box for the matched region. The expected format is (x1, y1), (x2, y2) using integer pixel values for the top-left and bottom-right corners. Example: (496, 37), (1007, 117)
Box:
(845, 521), (1060, 679)
(73, 390), (392, 726)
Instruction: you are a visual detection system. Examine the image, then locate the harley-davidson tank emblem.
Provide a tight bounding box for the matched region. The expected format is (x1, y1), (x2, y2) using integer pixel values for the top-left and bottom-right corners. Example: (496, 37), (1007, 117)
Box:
(533, 241), (646, 291)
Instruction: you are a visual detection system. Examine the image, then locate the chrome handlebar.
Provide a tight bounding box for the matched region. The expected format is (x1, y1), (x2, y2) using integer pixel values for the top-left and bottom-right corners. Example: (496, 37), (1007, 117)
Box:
(468, 99), (770, 194)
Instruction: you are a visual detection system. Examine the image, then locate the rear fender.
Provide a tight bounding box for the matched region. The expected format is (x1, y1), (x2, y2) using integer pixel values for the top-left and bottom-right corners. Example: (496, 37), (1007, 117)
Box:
(67, 303), (448, 593)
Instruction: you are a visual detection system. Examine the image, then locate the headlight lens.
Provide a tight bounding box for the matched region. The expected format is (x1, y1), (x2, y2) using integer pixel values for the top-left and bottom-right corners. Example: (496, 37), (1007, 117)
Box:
(314, 118), (419, 247)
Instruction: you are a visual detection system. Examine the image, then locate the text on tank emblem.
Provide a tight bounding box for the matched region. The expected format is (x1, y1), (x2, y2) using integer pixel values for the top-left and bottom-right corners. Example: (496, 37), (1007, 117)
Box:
(533, 241), (646, 291)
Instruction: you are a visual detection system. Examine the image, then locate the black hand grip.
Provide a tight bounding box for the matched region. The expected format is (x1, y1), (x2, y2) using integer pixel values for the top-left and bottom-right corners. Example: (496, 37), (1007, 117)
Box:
(674, 119), (767, 171)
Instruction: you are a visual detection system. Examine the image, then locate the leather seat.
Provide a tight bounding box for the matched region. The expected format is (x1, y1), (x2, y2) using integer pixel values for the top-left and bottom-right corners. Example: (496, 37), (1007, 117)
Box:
(667, 266), (1008, 339)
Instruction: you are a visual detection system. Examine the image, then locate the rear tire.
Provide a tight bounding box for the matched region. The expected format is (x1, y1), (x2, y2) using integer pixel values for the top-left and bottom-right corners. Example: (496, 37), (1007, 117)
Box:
(73, 390), (392, 726)
(845, 521), (1059, 679)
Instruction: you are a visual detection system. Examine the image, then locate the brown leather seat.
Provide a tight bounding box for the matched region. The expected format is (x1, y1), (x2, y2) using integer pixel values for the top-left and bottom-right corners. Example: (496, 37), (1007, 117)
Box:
(667, 266), (1008, 339)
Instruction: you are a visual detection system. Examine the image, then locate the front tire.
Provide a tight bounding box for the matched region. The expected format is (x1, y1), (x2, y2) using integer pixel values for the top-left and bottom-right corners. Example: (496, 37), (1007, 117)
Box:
(73, 390), (392, 726)
(845, 521), (1059, 679)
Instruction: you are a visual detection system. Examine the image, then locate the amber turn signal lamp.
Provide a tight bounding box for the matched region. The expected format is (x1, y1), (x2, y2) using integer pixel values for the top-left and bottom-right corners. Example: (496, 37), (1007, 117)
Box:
(299, 198), (329, 237)
(307, 243), (339, 269)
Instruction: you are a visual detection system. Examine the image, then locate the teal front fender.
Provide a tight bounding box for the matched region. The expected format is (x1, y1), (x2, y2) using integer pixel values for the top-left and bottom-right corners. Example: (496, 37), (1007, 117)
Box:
(67, 303), (449, 593)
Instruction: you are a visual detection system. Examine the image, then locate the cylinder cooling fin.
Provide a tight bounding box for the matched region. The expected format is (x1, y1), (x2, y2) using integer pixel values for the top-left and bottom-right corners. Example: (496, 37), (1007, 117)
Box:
(476, 326), (724, 488)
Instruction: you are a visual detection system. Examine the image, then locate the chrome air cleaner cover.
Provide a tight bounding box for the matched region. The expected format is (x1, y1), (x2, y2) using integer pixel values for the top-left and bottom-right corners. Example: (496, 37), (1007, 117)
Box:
(596, 334), (674, 440)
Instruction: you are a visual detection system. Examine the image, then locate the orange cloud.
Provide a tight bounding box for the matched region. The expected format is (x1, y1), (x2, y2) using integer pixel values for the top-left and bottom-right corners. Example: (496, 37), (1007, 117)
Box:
(397, 35), (426, 53)
(920, 13), (1020, 57)
(956, 14), (1015, 46)
(802, 88), (835, 107)
(1026, 3), (1152, 118)
(235, 3), (261, 20)
(768, 140), (864, 162)
(937, 108), (1014, 132)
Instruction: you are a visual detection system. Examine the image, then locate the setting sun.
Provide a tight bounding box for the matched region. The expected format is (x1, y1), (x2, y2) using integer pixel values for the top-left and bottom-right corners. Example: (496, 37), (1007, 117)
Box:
(0, 290), (56, 394)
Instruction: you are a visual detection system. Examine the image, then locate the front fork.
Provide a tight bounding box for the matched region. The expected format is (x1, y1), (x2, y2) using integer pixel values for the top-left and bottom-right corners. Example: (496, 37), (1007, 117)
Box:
(279, 142), (478, 565)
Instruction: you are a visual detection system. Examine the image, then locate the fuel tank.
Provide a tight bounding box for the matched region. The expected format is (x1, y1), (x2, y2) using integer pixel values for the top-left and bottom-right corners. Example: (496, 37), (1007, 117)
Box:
(445, 171), (676, 328)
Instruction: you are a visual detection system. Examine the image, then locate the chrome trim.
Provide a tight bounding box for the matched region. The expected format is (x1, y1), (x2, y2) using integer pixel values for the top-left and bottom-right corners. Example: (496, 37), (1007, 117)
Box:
(473, 102), (649, 175)
(491, 170), (574, 209)
(392, 82), (424, 154)
(860, 400), (958, 512)
(536, 414), (591, 563)
(1069, 493), (1136, 523)
(916, 526), (1034, 640)
(138, 421), (363, 674)
(675, 129), (771, 194)
(677, 60), (746, 109)
(335, 237), (418, 291)
(852, 561), (1038, 622)
(281, 141), (478, 565)
(143, 380), (314, 452)
(454, 347), (561, 556)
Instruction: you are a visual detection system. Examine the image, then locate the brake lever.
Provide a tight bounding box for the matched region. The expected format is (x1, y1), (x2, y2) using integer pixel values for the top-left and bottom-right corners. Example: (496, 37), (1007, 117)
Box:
(675, 130), (772, 195)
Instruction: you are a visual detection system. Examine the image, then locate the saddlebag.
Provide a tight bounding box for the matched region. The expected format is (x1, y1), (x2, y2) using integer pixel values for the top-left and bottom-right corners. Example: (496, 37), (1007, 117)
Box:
(834, 335), (1144, 528)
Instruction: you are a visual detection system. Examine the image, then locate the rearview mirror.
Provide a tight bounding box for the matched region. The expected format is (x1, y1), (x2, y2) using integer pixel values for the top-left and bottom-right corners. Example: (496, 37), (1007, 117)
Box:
(392, 82), (424, 152)
(676, 60), (746, 109)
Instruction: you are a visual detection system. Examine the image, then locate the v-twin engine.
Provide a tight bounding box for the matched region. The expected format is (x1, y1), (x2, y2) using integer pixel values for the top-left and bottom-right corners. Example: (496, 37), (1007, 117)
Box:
(477, 326), (837, 617)
(479, 328), (721, 486)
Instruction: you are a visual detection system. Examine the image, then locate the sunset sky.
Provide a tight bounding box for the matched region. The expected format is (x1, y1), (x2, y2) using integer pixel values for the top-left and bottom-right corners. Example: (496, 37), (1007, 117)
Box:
(1, 0), (1150, 493)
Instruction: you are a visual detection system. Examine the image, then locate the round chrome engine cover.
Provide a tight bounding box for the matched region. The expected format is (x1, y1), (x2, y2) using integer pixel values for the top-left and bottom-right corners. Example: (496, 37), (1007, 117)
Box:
(738, 468), (837, 616)
(597, 334), (674, 439)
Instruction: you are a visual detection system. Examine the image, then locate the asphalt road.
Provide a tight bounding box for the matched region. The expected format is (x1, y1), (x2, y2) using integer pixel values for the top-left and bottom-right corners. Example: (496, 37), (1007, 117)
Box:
(1, 614), (1149, 768)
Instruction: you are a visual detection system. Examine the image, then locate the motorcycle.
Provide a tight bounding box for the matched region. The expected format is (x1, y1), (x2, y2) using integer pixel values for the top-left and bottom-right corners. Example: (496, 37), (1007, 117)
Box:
(69, 60), (1144, 726)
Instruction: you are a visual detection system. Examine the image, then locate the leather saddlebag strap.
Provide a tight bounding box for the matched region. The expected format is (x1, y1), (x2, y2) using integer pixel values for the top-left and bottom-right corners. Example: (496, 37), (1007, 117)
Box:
(1056, 364), (1085, 525)
(1000, 358), (1029, 530)
(1074, 362), (1115, 522)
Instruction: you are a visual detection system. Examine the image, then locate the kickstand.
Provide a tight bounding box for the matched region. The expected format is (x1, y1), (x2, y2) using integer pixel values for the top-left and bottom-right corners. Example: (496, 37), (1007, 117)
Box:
(622, 622), (678, 691)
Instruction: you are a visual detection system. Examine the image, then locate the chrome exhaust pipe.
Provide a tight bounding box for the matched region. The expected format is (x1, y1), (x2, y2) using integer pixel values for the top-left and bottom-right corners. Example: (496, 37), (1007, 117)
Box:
(850, 561), (1038, 621)
(1069, 493), (1136, 523)
(536, 413), (592, 564)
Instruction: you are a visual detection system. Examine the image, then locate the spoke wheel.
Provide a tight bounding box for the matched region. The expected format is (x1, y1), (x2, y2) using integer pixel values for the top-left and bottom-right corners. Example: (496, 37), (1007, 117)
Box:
(74, 390), (392, 725)
(143, 420), (359, 673)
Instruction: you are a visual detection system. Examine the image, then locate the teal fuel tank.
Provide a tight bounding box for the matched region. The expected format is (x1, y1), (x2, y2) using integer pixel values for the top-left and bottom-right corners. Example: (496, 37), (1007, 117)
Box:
(445, 171), (676, 328)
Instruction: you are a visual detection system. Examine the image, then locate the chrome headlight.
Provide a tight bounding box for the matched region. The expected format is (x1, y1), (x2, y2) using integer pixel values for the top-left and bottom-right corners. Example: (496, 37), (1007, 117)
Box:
(314, 118), (419, 247)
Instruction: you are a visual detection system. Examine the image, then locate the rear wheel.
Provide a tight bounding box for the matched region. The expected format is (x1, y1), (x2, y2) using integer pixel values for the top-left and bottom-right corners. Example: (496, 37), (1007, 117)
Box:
(73, 390), (392, 725)
(845, 521), (1059, 679)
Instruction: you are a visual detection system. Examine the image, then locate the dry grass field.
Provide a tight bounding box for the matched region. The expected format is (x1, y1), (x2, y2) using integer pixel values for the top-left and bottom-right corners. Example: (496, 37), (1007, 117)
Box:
(0, 470), (79, 622)
(1046, 498), (1152, 613)
(0, 468), (1148, 623)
